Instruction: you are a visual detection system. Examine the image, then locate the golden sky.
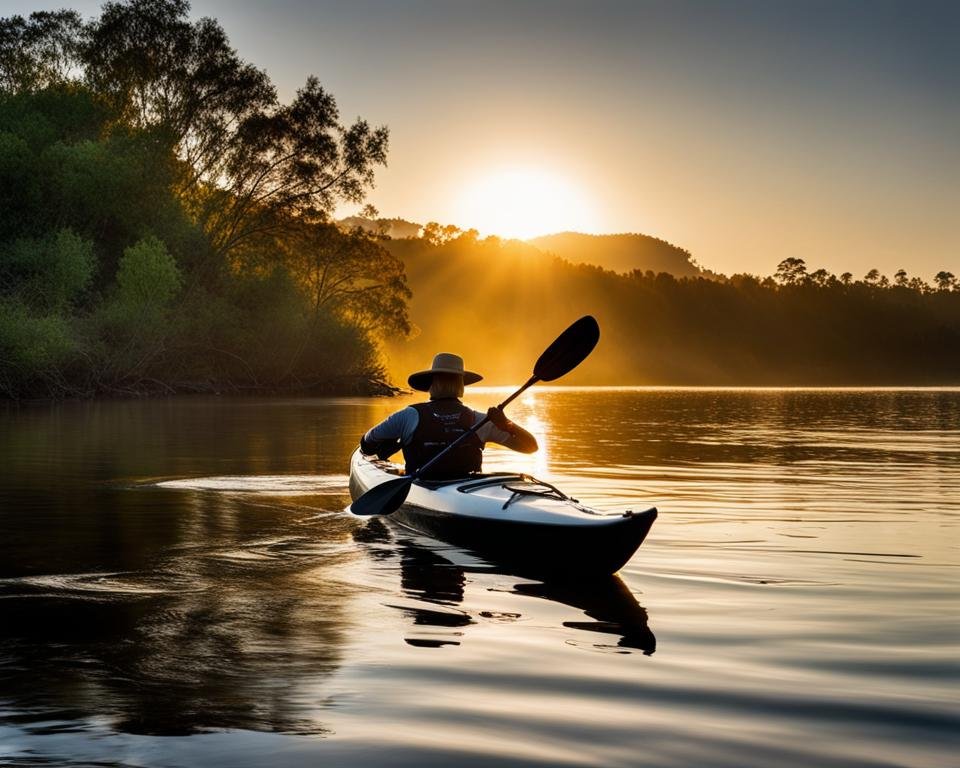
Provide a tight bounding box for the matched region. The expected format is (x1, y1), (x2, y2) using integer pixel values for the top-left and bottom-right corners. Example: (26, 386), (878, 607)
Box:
(13, 0), (960, 278)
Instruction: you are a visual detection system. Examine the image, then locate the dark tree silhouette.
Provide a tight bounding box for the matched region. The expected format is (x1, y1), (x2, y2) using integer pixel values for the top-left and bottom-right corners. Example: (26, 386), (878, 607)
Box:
(0, 10), (82, 91)
(83, 0), (388, 258)
(775, 257), (807, 286)
(934, 271), (956, 291)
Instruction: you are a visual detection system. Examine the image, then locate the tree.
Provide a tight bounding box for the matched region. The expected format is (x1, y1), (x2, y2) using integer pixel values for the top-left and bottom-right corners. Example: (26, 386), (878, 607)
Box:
(894, 269), (908, 287)
(0, 10), (82, 93)
(774, 257), (807, 286)
(279, 223), (410, 337)
(422, 222), (462, 246)
(840, 272), (853, 285)
(809, 268), (832, 287)
(0, 228), (94, 311)
(864, 269), (881, 286)
(94, 236), (183, 387)
(934, 271), (956, 291)
(82, 0), (389, 258)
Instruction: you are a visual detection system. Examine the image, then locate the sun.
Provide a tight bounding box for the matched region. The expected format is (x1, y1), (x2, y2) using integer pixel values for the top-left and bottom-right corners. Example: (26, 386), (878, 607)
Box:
(454, 167), (597, 240)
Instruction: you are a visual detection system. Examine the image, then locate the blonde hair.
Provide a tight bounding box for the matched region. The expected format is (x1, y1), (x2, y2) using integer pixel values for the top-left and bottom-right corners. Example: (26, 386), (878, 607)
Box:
(429, 372), (464, 400)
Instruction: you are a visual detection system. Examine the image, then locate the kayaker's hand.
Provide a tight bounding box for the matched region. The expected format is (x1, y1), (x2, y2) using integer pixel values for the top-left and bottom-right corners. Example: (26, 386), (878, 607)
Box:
(360, 434), (401, 459)
(486, 406), (512, 431)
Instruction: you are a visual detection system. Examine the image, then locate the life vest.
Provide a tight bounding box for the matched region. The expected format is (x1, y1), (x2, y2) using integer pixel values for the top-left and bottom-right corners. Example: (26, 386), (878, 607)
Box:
(403, 399), (483, 479)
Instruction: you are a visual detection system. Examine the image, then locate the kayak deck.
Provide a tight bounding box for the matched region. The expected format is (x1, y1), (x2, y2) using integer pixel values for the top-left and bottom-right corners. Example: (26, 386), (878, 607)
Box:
(348, 449), (657, 578)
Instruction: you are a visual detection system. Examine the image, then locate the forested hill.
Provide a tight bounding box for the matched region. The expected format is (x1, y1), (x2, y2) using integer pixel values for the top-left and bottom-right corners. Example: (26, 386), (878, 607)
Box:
(528, 232), (708, 278)
(382, 235), (960, 386)
(340, 220), (709, 278)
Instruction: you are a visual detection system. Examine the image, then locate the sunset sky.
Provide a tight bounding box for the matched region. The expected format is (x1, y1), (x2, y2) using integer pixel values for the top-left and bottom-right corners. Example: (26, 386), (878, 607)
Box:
(12, 0), (959, 277)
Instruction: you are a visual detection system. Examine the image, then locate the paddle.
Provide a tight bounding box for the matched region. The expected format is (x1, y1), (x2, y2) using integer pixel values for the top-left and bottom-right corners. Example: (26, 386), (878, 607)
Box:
(350, 315), (600, 516)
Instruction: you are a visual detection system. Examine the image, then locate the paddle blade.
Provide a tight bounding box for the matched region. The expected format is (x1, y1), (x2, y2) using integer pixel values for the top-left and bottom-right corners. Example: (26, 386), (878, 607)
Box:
(533, 315), (600, 381)
(350, 476), (412, 516)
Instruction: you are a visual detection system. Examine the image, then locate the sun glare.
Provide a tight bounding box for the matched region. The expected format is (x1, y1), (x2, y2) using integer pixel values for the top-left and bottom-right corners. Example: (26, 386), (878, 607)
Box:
(454, 168), (597, 240)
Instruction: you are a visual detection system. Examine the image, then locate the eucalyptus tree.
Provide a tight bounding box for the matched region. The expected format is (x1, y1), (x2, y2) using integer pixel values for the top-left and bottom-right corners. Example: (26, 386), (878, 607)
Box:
(0, 10), (82, 92)
(81, 0), (389, 260)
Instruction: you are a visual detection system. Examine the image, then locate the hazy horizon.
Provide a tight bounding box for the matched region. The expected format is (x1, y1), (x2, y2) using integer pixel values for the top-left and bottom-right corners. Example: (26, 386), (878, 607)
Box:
(7, 0), (959, 278)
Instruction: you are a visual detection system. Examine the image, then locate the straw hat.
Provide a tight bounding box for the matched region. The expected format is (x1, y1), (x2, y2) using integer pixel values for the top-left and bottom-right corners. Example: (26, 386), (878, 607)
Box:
(408, 353), (483, 392)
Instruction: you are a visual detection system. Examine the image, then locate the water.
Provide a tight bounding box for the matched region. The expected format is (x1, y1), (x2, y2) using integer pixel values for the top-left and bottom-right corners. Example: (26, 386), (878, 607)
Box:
(0, 389), (957, 767)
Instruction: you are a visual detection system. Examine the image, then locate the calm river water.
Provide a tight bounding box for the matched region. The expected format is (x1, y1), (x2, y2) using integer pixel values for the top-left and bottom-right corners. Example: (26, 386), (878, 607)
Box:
(0, 389), (957, 767)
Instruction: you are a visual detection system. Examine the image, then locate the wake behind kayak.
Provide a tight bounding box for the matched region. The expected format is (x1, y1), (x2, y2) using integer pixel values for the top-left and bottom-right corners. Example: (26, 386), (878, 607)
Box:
(348, 449), (656, 578)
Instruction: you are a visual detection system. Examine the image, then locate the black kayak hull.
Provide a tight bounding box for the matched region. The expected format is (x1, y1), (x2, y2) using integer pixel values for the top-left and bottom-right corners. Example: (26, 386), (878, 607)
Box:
(390, 503), (658, 579)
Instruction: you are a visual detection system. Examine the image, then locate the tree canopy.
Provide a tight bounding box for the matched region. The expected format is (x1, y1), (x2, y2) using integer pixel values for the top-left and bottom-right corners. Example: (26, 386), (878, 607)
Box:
(0, 0), (404, 398)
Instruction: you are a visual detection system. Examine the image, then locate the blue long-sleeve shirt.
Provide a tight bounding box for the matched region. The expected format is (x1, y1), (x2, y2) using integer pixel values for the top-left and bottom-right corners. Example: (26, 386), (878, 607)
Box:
(363, 405), (525, 452)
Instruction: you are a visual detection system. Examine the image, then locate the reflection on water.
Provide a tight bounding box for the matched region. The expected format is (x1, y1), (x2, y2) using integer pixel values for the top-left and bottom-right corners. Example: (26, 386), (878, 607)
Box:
(0, 516), (356, 736)
(355, 518), (656, 654)
(0, 390), (958, 767)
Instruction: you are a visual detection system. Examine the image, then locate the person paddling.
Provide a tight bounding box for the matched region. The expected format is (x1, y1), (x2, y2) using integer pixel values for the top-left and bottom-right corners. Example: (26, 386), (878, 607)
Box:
(360, 353), (538, 480)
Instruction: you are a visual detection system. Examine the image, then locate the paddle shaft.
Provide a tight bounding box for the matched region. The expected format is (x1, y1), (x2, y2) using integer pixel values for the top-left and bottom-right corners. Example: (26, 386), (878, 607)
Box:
(412, 374), (539, 480)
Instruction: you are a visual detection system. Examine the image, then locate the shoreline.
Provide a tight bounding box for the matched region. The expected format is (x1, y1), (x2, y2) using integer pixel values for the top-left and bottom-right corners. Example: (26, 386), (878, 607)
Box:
(0, 375), (408, 406)
(6, 381), (960, 407)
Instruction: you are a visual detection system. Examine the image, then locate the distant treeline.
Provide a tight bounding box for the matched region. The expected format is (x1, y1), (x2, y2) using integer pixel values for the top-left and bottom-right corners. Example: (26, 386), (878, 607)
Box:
(383, 233), (960, 386)
(0, 1), (407, 399)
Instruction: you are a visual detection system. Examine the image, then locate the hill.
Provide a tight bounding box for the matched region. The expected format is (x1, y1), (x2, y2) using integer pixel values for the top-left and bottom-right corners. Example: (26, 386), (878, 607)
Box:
(343, 220), (710, 279)
(528, 232), (709, 278)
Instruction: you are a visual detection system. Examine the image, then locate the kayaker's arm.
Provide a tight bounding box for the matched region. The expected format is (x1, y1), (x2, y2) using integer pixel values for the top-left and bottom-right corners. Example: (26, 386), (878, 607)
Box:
(481, 407), (538, 454)
(360, 407), (419, 459)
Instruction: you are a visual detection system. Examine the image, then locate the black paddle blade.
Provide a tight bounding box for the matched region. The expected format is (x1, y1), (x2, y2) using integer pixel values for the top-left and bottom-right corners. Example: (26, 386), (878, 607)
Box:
(533, 315), (600, 381)
(350, 476), (413, 516)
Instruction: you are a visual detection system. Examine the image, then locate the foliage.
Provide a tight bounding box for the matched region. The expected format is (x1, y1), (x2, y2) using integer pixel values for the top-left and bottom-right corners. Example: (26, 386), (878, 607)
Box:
(115, 236), (182, 307)
(82, 0), (388, 258)
(383, 237), (960, 386)
(1, 228), (95, 310)
(278, 223), (411, 335)
(0, 1), (400, 398)
(94, 236), (183, 382)
(0, 10), (82, 92)
(0, 300), (75, 397)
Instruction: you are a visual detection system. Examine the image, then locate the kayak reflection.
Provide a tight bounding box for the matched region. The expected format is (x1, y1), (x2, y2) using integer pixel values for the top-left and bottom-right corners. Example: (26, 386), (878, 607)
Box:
(355, 518), (656, 654)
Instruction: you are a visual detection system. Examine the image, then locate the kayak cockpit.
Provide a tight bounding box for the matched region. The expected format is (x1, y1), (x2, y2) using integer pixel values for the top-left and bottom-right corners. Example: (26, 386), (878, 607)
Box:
(369, 459), (583, 509)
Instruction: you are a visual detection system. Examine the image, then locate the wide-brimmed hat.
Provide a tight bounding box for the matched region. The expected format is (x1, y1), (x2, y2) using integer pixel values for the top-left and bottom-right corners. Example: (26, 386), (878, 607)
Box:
(408, 353), (483, 392)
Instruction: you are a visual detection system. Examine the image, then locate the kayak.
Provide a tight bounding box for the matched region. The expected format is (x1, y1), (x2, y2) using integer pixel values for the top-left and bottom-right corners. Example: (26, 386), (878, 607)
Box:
(348, 449), (657, 577)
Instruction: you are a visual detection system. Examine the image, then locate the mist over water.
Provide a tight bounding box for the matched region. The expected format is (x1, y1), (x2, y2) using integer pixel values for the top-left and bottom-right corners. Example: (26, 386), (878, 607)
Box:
(1, 390), (957, 767)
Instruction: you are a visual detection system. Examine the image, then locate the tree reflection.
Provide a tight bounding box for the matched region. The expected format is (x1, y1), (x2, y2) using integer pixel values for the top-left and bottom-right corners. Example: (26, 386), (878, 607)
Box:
(0, 517), (355, 736)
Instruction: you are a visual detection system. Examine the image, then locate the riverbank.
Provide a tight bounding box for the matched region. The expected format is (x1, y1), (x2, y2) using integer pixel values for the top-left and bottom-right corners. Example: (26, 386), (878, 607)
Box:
(1, 375), (406, 405)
